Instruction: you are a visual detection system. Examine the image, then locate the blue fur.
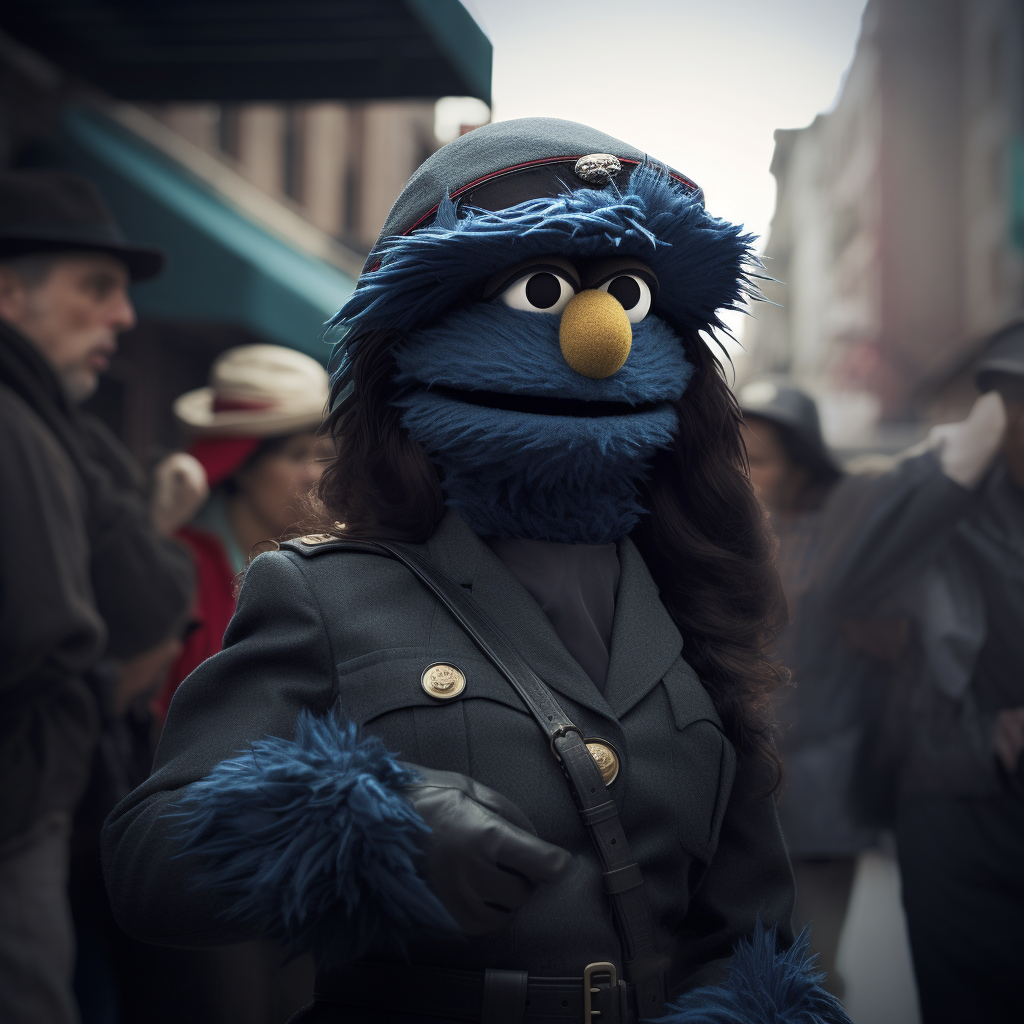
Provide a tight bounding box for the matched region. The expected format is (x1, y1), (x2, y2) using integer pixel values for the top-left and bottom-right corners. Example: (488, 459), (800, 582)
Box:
(655, 923), (851, 1024)
(394, 304), (693, 405)
(331, 164), (759, 345)
(169, 710), (457, 965)
(393, 306), (689, 542)
(327, 162), (759, 542)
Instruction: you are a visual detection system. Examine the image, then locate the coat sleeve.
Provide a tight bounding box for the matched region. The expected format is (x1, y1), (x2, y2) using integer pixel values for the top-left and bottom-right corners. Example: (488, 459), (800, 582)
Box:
(0, 392), (105, 690)
(101, 549), (339, 945)
(78, 415), (195, 658)
(812, 452), (979, 616)
(672, 752), (795, 993)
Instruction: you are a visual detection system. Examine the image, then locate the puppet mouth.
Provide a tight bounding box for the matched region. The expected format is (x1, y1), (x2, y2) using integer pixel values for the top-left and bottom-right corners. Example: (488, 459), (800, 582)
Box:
(428, 385), (660, 417)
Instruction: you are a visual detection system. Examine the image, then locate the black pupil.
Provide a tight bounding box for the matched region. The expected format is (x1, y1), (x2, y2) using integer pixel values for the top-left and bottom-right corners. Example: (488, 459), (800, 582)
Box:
(525, 273), (562, 309)
(607, 276), (642, 310)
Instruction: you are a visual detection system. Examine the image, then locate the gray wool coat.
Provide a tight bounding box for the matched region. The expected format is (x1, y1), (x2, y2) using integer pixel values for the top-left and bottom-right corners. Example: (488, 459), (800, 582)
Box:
(102, 511), (795, 996)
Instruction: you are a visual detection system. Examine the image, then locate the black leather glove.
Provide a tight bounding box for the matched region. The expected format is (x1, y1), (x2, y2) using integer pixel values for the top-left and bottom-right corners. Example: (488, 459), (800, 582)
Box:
(402, 765), (572, 935)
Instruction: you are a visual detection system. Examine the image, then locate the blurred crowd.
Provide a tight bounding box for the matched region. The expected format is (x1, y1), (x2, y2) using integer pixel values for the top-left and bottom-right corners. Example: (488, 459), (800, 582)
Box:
(1, 166), (1023, 1024)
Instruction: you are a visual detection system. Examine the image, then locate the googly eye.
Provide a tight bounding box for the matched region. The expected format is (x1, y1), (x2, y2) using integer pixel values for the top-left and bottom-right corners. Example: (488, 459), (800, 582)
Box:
(598, 275), (652, 323)
(499, 271), (576, 315)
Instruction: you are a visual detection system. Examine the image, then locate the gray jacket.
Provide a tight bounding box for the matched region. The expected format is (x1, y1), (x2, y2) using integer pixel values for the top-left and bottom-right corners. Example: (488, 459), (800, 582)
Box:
(773, 452), (978, 855)
(103, 512), (794, 994)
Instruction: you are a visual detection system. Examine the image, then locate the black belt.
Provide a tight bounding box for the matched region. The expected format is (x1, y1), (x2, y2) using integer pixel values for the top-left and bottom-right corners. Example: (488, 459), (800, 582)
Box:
(316, 960), (636, 1024)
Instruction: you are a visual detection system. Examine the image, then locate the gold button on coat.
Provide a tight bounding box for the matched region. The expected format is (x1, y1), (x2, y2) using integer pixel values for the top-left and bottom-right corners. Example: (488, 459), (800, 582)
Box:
(584, 739), (620, 786)
(420, 663), (466, 699)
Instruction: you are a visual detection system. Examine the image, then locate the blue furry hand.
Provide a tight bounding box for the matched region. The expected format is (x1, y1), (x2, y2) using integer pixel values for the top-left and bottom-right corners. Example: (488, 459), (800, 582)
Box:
(656, 922), (852, 1024)
(170, 711), (457, 965)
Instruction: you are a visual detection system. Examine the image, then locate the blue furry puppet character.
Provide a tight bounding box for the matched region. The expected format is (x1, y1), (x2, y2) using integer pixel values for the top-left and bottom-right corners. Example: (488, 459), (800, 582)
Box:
(103, 119), (850, 1024)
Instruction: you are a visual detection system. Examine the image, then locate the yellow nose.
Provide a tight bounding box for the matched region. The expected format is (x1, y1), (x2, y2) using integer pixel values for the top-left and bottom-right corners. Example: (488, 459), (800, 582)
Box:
(558, 289), (632, 379)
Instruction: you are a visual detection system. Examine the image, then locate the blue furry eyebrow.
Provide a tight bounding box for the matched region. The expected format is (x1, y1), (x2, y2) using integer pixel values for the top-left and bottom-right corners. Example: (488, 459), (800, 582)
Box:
(482, 260), (582, 301)
(327, 161), (761, 389)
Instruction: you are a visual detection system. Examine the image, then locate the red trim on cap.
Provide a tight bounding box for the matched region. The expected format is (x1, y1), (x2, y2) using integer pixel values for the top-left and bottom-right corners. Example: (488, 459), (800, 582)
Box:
(401, 156), (701, 236)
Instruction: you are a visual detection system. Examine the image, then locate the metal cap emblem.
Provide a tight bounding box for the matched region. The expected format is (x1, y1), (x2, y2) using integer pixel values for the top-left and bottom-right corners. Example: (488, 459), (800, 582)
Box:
(574, 153), (622, 185)
(421, 663), (466, 699)
(584, 739), (621, 786)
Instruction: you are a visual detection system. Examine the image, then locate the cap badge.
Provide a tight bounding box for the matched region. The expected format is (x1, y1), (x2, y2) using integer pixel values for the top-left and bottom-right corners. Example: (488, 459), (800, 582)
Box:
(421, 663), (467, 699)
(574, 154), (622, 186)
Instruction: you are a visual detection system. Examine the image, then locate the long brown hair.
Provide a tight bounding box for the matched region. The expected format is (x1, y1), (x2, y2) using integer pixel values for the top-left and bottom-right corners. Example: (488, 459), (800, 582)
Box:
(313, 327), (786, 787)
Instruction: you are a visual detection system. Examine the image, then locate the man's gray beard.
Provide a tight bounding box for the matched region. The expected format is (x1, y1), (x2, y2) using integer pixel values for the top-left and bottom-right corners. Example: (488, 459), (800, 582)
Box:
(60, 365), (99, 404)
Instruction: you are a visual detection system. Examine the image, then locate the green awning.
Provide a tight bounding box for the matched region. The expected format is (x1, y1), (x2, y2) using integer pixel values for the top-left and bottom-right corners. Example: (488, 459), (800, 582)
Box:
(32, 104), (355, 363)
(1, 0), (491, 105)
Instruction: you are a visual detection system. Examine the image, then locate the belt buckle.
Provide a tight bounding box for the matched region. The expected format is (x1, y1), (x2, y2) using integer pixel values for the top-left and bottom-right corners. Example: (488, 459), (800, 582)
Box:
(583, 962), (617, 1024)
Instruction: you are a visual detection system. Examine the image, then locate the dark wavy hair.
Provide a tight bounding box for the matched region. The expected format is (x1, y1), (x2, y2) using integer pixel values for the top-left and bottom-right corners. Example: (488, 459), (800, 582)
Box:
(310, 326), (787, 790)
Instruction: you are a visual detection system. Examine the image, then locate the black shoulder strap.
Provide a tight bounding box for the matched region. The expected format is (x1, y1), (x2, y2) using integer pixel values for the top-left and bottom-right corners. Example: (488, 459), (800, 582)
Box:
(326, 537), (668, 1013)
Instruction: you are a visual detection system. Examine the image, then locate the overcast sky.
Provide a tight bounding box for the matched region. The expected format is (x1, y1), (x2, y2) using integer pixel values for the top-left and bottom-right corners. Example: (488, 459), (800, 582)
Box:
(449, 0), (869, 350)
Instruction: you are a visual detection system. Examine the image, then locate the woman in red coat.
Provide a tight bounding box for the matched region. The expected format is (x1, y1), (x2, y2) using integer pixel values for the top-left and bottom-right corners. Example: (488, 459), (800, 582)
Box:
(156, 344), (330, 718)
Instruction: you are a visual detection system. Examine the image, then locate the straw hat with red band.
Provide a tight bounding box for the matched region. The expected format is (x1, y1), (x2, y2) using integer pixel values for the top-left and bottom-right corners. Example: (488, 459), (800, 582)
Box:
(174, 344), (329, 438)
(175, 344), (329, 487)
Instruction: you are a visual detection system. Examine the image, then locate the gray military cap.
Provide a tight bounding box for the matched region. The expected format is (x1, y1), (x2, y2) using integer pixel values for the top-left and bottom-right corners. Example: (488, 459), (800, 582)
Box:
(367, 117), (702, 269)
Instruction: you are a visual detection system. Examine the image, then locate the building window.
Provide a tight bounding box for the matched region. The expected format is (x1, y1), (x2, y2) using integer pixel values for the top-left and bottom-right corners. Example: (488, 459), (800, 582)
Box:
(341, 105), (365, 244)
(988, 30), (1004, 102)
(833, 204), (860, 260)
(283, 105), (304, 203)
(991, 245), (1003, 300)
(991, 144), (1005, 200)
(218, 105), (241, 160)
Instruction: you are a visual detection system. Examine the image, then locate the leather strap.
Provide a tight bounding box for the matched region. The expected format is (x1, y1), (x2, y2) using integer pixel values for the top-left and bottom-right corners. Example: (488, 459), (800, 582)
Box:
(482, 968), (528, 1024)
(315, 960), (632, 1023)
(320, 539), (668, 1013)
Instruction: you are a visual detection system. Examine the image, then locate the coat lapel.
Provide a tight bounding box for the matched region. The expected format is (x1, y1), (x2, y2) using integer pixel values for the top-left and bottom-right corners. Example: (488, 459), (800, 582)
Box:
(424, 511), (618, 721)
(602, 537), (684, 719)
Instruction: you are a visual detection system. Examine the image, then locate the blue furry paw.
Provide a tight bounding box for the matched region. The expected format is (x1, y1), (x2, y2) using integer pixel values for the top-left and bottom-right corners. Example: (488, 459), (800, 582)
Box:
(654, 922), (851, 1024)
(170, 710), (457, 964)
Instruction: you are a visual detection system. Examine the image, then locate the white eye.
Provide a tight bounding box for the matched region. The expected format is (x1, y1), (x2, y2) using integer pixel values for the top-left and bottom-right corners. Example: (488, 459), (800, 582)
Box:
(499, 271), (576, 314)
(598, 274), (652, 323)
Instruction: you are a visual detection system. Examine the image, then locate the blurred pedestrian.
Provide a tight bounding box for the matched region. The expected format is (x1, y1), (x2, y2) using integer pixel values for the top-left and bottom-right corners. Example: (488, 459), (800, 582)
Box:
(144, 345), (329, 1024)
(739, 378), (1011, 1006)
(154, 344), (330, 720)
(885, 324), (1024, 1024)
(0, 171), (193, 1023)
(738, 381), (873, 999)
(743, 360), (1024, 1020)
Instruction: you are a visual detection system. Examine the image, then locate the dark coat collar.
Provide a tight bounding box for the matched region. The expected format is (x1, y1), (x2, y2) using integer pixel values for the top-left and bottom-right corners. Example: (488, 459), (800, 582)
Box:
(423, 511), (683, 724)
(0, 318), (75, 428)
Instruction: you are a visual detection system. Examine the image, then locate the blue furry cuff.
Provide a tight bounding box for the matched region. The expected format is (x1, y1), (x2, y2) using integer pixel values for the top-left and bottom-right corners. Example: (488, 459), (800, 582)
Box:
(654, 922), (851, 1024)
(169, 710), (457, 964)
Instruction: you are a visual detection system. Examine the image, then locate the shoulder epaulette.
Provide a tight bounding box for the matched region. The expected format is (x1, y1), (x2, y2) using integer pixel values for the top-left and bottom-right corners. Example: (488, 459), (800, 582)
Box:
(280, 534), (355, 557)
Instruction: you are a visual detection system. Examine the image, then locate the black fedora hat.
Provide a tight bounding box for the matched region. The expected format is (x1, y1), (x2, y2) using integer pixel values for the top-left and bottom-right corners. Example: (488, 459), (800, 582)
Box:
(738, 378), (842, 484)
(975, 319), (1024, 391)
(0, 169), (163, 281)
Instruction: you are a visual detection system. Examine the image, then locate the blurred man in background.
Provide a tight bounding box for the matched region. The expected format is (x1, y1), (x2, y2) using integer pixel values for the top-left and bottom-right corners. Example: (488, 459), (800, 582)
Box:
(0, 170), (194, 1023)
(741, 369), (1020, 1023)
(889, 326), (1024, 1024)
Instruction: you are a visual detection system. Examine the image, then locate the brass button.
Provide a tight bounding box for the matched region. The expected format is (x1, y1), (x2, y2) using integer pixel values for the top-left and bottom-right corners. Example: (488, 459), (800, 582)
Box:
(574, 153), (622, 185)
(584, 739), (620, 786)
(420, 663), (466, 700)
(299, 533), (336, 545)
